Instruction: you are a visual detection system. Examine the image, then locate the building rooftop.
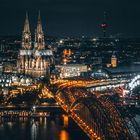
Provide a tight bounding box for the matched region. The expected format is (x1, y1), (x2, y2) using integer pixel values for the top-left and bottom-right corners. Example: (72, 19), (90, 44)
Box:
(105, 65), (140, 74)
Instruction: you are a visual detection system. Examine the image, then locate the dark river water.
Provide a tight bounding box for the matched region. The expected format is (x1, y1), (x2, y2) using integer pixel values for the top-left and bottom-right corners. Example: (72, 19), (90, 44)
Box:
(0, 116), (89, 140)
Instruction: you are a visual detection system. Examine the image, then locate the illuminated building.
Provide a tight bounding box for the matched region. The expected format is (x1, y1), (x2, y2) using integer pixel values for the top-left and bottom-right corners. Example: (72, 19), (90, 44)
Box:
(111, 55), (117, 68)
(3, 64), (13, 73)
(63, 49), (72, 57)
(0, 64), (3, 74)
(56, 64), (88, 78)
(62, 49), (72, 65)
(17, 12), (53, 77)
(0, 73), (33, 88)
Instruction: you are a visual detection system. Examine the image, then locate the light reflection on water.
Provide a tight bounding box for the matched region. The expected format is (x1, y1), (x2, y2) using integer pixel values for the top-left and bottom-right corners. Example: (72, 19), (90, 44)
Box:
(59, 130), (69, 140)
(0, 117), (89, 140)
(31, 120), (37, 140)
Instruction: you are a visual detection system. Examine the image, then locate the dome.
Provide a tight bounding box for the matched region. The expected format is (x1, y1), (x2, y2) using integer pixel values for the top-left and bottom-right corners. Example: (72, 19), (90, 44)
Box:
(91, 68), (110, 79)
(26, 78), (32, 84)
(12, 76), (19, 82)
(20, 78), (26, 84)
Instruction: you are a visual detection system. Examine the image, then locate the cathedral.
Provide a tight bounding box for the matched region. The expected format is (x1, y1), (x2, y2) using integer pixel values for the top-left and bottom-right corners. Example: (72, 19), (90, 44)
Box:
(17, 12), (53, 77)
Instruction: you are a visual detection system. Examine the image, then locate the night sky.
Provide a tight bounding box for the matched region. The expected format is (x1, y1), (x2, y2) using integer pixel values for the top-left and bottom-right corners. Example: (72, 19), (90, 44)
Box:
(0, 0), (140, 37)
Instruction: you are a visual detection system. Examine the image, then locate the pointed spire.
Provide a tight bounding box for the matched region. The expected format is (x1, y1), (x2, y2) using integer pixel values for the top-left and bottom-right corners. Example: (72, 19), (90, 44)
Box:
(37, 10), (43, 33)
(38, 10), (41, 21)
(23, 12), (30, 33)
(22, 12), (32, 50)
(35, 10), (45, 50)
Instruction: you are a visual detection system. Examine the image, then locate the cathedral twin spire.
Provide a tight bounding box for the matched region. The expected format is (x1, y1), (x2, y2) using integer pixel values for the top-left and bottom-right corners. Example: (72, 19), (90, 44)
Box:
(35, 11), (45, 50)
(18, 11), (51, 77)
(22, 11), (45, 50)
(36, 11), (43, 34)
(23, 12), (30, 33)
(22, 12), (32, 49)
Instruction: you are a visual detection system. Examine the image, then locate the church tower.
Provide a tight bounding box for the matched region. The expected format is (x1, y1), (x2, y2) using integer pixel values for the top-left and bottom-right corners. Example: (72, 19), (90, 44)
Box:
(34, 11), (45, 50)
(34, 11), (47, 73)
(18, 12), (32, 71)
(22, 12), (32, 50)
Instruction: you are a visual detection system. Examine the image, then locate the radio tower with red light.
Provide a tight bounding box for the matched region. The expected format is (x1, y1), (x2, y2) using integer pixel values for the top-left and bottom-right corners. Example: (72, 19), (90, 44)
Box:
(101, 11), (108, 37)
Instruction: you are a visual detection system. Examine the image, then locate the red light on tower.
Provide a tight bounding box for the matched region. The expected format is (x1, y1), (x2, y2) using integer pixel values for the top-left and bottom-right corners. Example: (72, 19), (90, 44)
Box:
(101, 11), (108, 37)
(101, 23), (108, 28)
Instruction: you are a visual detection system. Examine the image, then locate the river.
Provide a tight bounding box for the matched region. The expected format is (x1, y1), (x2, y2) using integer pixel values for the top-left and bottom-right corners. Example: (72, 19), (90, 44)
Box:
(0, 115), (89, 140)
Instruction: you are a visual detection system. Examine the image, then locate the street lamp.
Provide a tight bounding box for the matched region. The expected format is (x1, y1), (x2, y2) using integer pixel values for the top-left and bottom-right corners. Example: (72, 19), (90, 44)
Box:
(32, 105), (36, 112)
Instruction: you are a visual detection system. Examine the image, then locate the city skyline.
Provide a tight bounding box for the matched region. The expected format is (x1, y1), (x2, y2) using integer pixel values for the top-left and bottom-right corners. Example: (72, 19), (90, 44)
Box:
(0, 1), (140, 140)
(0, 0), (140, 37)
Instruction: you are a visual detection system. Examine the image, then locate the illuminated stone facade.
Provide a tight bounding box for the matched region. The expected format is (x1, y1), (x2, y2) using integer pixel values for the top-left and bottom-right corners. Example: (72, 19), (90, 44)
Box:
(17, 12), (53, 77)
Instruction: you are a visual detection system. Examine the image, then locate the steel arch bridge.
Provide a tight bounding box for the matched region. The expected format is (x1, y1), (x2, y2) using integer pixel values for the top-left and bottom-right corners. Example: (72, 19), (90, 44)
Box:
(127, 75), (140, 95)
(51, 82), (140, 140)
